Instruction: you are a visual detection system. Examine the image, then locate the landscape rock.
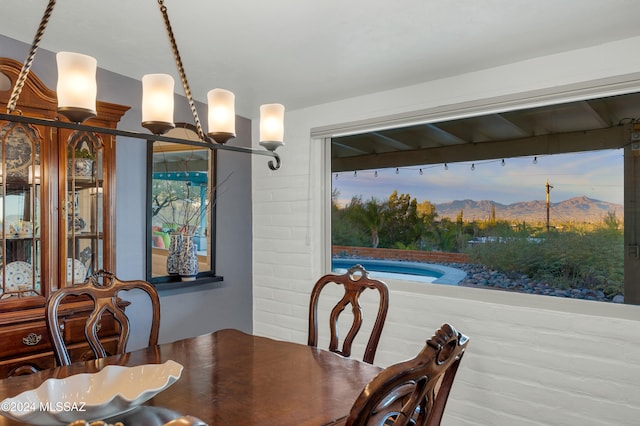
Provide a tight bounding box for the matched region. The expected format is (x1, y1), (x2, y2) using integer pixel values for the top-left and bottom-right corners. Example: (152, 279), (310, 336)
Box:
(446, 262), (621, 303)
(333, 255), (623, 303)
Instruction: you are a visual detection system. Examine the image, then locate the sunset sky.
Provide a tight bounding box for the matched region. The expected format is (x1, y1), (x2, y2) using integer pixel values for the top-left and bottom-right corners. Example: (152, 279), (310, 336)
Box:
(332, 148), (623, 207)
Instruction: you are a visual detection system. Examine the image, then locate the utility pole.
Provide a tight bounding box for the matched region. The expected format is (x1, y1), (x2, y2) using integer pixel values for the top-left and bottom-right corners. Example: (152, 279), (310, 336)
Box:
(546, 179), (553, 231)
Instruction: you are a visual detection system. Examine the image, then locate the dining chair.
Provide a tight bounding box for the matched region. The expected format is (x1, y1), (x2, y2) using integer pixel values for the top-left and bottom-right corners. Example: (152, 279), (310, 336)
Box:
(45, 270), (161, 366)
(345, 323), (469, 426)
(308, 263), (389, 364)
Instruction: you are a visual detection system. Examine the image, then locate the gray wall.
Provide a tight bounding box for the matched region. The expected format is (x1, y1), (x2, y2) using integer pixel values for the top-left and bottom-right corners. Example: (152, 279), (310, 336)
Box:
(0, 35), (253, 346)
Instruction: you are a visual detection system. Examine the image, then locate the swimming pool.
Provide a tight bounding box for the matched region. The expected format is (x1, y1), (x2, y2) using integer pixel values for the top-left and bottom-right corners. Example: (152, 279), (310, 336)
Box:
(331, 258), (466, 285)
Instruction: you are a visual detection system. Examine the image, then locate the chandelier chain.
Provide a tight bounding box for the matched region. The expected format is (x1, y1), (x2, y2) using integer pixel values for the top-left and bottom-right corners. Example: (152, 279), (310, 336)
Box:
(157, 0), (206, 142)
(7, 0), (57, 113)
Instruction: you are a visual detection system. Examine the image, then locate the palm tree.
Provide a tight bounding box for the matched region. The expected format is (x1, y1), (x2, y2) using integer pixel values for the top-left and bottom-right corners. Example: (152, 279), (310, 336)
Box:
(360, 198), (385, 248)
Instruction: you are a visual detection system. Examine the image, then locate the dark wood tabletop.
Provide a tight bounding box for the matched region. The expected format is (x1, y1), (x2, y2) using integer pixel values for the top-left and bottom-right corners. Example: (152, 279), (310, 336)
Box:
(0, 328), (382, 425)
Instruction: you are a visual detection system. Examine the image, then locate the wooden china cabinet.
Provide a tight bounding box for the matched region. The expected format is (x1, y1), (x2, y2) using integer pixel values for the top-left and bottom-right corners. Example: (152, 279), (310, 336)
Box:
(0, 57), (129, 378)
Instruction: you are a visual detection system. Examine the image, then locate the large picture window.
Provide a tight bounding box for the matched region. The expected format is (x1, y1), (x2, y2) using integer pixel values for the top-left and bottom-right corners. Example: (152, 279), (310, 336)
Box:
(331, 150), (623, 303)
(329, 91), (638, 304)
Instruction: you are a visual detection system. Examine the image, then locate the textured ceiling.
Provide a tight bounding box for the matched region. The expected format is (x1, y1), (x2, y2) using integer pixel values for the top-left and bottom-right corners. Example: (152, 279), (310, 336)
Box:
(1, 0), (640, 118)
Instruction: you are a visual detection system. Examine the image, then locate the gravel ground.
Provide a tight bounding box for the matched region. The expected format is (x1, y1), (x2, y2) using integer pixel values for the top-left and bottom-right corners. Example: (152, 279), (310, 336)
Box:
(444, 262), (624, 303)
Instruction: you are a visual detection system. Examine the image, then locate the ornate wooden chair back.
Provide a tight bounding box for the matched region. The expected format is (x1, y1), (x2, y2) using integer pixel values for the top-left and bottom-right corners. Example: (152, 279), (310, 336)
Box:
(308, 264), (389, 364)
(345, 323), (469, 426)
(45, 270), (161, 366)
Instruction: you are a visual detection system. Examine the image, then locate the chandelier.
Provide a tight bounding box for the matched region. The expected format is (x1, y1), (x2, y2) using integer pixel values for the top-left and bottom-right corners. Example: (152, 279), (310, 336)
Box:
(1, 0), (284, 170)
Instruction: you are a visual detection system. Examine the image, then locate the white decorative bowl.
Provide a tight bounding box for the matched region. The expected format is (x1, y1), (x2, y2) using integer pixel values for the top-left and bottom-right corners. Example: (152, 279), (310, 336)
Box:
(0, 360), (183, 426)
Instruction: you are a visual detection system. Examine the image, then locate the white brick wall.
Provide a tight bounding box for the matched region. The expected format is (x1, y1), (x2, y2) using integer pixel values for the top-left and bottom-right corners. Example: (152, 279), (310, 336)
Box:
(252, 37), (640, 425)
(255, 271), (640, 425)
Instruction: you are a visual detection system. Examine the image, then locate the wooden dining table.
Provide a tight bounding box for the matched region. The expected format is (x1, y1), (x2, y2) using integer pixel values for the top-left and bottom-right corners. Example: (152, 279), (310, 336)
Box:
(0, 328), (383, 425)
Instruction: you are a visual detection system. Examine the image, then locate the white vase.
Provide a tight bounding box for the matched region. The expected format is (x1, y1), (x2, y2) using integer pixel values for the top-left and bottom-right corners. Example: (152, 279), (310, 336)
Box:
(68, 158), (94, 177)
(179, 235), (199, 281)
(166, 233), (182, 275)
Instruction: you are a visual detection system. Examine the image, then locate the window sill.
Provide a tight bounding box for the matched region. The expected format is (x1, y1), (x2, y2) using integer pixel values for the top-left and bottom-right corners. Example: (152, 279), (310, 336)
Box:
(385, 277), (640, 322)
(151, 274), (223, 291)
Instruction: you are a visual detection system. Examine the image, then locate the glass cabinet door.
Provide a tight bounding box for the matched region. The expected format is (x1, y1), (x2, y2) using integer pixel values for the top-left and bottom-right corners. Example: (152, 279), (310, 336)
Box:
(65, 130), (105, 285)
(0, 121), (42, 299)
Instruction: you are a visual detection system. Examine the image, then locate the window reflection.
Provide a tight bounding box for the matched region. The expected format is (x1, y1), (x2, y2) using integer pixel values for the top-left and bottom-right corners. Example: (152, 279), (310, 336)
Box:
(148, 139), (214, 281)
(0, 121), (42, 298)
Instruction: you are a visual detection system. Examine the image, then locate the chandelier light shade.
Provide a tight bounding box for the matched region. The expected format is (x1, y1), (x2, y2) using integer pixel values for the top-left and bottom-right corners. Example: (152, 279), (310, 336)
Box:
(207, 88), (236, 144)
(55, 51), (97, 123)
(142, 73), (175, 135)
(259, 103), (285, 151)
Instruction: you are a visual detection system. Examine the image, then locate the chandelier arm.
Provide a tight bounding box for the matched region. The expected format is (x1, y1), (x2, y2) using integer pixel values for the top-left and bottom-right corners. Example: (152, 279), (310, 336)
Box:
(157, 0), (206, 142)
(0, 112), (281, 170)
(6, 0), (57, 113)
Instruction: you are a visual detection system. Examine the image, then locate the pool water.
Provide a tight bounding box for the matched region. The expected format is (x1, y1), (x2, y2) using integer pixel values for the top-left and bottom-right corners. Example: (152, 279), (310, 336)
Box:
(332, 258), (447, 284)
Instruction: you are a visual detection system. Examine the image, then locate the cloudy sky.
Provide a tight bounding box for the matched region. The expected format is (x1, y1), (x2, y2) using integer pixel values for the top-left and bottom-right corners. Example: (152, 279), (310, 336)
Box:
(332, 149), (623, 207)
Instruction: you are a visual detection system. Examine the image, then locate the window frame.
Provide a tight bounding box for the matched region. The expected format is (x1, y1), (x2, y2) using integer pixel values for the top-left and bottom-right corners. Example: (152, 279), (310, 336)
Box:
(145, 135), (221, 288)
(319, 90), (640, 306)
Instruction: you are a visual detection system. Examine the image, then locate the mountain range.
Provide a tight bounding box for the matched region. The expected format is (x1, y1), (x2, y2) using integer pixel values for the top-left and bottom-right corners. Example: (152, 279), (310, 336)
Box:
(434, 196), (623, 224)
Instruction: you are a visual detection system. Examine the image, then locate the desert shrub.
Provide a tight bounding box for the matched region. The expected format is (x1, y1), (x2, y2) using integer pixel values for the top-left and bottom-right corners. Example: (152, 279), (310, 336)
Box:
(466, 225), (623, 294)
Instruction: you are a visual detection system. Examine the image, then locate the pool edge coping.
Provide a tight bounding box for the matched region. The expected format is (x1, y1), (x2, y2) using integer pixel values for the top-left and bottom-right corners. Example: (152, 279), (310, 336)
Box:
(332, 258), (467, 286)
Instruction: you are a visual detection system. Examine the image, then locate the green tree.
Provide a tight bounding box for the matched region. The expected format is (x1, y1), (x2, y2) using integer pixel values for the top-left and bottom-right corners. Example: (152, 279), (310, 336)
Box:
(331, 190), (369, 247)
(415, 200), (438, 250)
(428, 218), (459, 252)
(382, 190), (420, 248)
(417, 200), (437, 220)
(336, 193), (388, 248)
(603, 211), (620, 230)
(361, 198), (386, 248)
